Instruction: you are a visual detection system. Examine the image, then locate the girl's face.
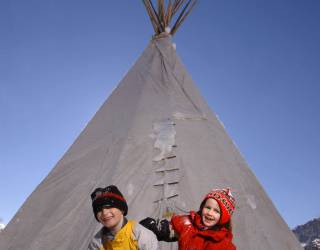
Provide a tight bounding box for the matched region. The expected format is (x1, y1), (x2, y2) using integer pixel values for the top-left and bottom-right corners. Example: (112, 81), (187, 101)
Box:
(201, 198), (221, 227)
(97, 207), (123, 230)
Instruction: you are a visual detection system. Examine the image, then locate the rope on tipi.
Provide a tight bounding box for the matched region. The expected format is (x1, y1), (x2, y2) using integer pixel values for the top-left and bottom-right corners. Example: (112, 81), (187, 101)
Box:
(142, 0), (198, 36)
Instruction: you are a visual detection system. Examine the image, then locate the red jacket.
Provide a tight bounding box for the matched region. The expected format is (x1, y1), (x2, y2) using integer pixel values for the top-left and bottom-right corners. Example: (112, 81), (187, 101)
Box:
(171, 211), (236, 250)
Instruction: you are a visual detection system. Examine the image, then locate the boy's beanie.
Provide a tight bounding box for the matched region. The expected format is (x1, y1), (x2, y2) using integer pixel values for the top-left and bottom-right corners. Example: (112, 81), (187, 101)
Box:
(91, 185), (128, 221)
(202, 188), (235, 225)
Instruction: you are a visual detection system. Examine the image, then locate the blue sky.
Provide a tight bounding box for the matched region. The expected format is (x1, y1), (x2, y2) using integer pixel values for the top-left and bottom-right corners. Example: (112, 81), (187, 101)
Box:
(1, 0), (319, 228)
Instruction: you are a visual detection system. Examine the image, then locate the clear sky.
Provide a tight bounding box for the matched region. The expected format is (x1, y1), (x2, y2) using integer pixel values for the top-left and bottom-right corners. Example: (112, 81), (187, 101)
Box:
(1, 0), (319, 229)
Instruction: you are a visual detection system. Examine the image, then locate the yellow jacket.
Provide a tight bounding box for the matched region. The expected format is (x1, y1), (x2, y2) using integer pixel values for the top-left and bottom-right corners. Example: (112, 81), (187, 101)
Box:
(88, 219), (158, 250)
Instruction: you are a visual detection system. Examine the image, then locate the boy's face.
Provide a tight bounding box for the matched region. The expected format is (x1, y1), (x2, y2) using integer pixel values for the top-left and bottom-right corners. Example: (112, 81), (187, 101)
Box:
(97, 207), (124, 230)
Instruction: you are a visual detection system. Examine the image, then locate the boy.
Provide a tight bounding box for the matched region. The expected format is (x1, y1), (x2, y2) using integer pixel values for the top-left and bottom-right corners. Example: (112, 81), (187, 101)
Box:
(88, 185), (159, 250)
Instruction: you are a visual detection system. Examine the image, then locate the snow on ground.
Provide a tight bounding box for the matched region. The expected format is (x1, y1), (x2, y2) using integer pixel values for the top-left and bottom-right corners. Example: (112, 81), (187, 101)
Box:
(312, 238), (320, 249)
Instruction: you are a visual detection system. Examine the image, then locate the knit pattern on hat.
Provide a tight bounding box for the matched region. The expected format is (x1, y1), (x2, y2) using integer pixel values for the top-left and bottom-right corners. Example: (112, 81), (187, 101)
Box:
(203, 188), (235, 225)
(91, 185), (128, 221)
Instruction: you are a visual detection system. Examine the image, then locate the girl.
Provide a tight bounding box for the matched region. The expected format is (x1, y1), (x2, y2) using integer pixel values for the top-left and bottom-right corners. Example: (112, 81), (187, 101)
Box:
(140, 188), (236, 250)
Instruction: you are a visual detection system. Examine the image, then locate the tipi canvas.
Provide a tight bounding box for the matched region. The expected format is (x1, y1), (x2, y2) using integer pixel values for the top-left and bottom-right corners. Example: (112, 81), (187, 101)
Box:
(0, 1), (302, 249)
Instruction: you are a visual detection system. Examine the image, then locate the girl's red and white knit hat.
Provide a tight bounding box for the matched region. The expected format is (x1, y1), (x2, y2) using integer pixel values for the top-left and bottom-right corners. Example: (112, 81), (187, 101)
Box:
(203, 188), (236, 225)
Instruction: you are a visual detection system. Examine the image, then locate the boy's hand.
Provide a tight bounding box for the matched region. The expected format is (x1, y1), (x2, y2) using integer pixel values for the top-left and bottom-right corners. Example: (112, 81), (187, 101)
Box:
(158, 219), (173, 241)
(139, 217), (173, 242)
(139, 217), (158, 234)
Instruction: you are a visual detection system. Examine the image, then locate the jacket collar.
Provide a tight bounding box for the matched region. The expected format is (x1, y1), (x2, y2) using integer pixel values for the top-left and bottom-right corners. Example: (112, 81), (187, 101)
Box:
(102, 217), (128, 240)
(189, 211), (232, 242)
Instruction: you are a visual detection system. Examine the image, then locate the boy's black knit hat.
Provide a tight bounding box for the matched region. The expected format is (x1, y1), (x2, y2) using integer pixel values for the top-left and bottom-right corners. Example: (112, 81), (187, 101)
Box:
(91, 185), (128, 221)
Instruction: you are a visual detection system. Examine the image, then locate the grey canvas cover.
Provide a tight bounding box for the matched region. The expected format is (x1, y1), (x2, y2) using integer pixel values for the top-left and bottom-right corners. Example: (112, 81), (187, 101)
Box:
(0, 35), (302, 249)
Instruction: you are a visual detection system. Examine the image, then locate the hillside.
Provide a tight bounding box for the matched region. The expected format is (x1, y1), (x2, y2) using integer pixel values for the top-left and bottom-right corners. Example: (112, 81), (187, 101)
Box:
(293, 218), (320, 249)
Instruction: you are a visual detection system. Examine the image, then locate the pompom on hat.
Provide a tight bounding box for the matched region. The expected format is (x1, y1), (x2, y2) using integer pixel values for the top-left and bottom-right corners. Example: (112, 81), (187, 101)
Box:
(202, 188), (236, 225)
(91, 185), (128, 221)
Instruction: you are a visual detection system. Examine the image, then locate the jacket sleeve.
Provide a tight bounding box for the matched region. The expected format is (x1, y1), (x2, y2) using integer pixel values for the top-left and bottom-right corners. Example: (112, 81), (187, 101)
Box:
(133, 223), (159, 250)
(171, 215), (192, 236)
(87, 229), (103, 250)
(88, 240), (100, 250)
(227, 241), (237, 250)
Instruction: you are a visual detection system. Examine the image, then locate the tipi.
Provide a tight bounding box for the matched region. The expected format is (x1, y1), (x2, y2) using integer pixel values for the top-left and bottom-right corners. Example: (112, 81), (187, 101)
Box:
(0, 1), (303, 249)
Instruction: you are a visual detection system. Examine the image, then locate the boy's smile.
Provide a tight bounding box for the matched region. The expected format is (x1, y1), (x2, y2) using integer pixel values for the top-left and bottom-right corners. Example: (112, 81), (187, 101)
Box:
(97, 207), (124, 232)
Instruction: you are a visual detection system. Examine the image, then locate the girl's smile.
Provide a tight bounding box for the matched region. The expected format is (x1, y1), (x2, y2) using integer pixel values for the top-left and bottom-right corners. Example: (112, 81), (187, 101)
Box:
(201, 198), (221, 227)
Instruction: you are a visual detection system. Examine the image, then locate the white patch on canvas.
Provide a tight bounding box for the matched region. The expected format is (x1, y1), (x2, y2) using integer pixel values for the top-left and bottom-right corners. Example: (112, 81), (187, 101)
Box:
(246, 194), (257, 210)
(150, 119), (176, 161)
